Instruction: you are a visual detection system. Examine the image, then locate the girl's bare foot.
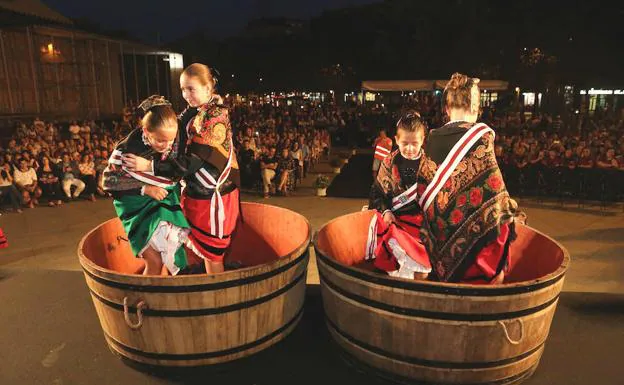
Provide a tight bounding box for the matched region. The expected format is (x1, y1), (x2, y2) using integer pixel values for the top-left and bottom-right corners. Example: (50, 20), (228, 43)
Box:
(491, 271), (505, 284)
(413, 272), (429, 280)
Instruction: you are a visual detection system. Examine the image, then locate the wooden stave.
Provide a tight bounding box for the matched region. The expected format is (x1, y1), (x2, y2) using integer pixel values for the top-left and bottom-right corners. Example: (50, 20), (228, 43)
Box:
(313, 214), (569, 385)
(316, 248), (566, 316)
(330, 325), (543, 385)
(313, 212), (570, 298)
(317, 265), (557, 384)
(78, 202), (312, 366)
(81, 246), (309, 311)
(77, 203), (313, 288)
(104, 306), (305, 367)
(319, 275), (558, 362)
(90, 271), (307, 366)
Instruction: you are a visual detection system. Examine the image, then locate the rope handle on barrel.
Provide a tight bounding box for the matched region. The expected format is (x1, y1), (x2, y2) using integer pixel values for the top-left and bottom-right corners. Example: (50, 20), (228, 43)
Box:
(123, 297), (147, 330)
(498, 319), (524, 345)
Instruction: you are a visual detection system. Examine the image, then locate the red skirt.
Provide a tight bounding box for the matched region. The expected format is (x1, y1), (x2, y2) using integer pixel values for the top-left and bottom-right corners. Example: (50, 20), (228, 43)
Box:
(0, 228), (7, 249)
(460, 223), (510, 284)
(366, 211), (430, 278)
(181, 189), (240, 263)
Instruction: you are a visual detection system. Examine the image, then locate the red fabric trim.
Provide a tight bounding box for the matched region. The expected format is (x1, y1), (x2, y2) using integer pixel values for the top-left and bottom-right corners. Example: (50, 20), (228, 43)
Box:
(133, 171), (173, 185)
(460, 223), (510, 284)
(181, 189), (240, 262)
(370, 213), (429, 272)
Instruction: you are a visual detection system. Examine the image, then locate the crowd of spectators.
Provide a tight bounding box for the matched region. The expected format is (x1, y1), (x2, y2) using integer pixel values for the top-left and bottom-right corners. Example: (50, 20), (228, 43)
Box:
(230, 101), (332, 197)
(488, 111), (624, 200)
(0, 117), (131, 213)
(0, 99), (337, 212)
(1, 96), (622, 213)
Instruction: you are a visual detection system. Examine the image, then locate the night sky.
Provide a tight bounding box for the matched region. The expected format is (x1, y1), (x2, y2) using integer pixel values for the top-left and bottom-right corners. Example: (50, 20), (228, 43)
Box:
(42, 0), (381, 43)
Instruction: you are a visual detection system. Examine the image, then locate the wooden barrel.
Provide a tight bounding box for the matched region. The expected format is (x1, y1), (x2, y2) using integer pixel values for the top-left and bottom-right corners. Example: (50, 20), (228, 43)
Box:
(314, 210), (570, 385)
(78, 202), (311, 367)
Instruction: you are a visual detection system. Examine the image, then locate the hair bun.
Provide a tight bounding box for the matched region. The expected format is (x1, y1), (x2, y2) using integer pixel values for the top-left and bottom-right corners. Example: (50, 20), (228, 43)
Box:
(137, 95), (172, 116)
(448, 73), (469, 90)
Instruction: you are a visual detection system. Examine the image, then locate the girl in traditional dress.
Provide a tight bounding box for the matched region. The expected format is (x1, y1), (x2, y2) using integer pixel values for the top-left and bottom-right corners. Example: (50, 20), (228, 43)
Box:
(366, 112), (431, 280)
(102, 96), (189, 276)
(417, 73), (524, 284)
(123, 64), (240, 274)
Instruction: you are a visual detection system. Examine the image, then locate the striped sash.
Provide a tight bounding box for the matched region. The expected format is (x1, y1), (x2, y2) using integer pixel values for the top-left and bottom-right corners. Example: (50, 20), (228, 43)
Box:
(418, 123), (494, 212)
(109, 150), (175, 189)
(392, 181), (419, 211)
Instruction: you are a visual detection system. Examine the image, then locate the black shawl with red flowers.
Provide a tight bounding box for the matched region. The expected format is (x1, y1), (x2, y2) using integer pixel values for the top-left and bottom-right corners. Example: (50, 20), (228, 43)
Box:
(417, 121), (518, 282)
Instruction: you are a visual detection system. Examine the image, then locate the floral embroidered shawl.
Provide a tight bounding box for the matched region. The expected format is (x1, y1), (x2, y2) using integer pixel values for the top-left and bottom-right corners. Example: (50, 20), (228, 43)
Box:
(417, 121), (518, 282)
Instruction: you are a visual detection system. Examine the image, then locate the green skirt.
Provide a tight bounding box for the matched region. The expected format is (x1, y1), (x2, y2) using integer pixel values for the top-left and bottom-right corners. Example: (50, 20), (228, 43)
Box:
(113, 185), (189, 272)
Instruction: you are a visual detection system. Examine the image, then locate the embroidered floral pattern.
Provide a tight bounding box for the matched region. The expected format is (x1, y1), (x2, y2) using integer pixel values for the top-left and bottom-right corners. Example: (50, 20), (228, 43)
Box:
(469, 187), (483, 207)
(436, 217), (446, 231)
(417, 125), (517, 282)
(191, 102), (232, 150)
(456, 193), (467, 207)
(486, 173), (504, 192)
(450, 209), (464, 225)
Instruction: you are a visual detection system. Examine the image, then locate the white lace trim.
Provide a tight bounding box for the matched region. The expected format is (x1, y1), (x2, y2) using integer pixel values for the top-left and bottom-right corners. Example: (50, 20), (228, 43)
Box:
(385, 237), (431, 279)
(138, 221), (190, 275)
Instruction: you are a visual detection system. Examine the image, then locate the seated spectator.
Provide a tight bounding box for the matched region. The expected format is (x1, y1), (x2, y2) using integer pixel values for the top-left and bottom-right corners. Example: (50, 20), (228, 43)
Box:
(0, 161), (22, 213)
(60, 153), (85, 200)
(275, 147), (294, 196)
(93, 150), (108, 196)
(21, 150), (39, 170)
(13, 159), (42, 209)
(291, 141), (304, 181)
(299, 136), (311, 178)
(38, 155), (64, 207)
(596, 148), (619, 169)
(260, 147), (278, 198)
(78, 154), (97, 202)
(577, 148), (594, 169)
(238, 139), (257, 189)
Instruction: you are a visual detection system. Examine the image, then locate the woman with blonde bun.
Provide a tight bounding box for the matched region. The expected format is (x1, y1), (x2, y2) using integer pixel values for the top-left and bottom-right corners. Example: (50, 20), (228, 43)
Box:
(417, 73), (524, 284)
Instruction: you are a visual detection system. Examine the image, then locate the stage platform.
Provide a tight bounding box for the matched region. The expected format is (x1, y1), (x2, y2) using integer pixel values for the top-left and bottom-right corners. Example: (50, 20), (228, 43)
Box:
(1, 156), (623, 384)
(1, 269), (623, 385)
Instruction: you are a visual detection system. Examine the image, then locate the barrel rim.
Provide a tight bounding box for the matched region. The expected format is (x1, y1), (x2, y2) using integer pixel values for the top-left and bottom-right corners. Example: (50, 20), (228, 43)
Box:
(77, 202), (312, 286)
(313, 211), (570, 295)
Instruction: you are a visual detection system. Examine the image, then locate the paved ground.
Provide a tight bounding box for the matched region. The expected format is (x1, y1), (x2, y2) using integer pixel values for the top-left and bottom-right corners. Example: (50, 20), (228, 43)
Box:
(1, 156), (623, 384)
